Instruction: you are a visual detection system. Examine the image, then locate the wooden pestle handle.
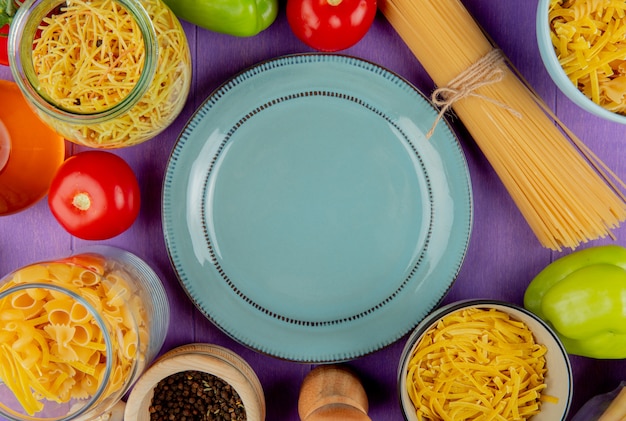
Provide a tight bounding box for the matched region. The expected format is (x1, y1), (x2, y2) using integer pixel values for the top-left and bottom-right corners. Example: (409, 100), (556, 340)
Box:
(298, 365), (371, 421)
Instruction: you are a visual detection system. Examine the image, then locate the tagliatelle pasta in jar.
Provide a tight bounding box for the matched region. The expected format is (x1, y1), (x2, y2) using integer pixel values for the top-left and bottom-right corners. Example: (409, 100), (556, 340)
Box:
(0, 247), (169, 420)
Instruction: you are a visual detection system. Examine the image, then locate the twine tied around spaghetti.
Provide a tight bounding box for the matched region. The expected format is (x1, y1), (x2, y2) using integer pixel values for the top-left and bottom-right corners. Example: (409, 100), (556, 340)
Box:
(426, 49), (522, 138)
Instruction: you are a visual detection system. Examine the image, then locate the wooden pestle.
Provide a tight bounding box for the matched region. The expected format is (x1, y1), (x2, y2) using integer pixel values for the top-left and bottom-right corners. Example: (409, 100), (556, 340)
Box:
(298, 365), (372, 421)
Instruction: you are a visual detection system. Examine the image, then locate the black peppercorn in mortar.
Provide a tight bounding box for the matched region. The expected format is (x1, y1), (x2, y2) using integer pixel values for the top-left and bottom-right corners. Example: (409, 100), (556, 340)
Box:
(149, 370), (247, 421)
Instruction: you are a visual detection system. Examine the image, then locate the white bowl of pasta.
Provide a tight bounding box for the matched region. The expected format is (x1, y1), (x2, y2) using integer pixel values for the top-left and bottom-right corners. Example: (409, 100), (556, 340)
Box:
(398, 300), (572, 421)
(537, 0), (626, 124)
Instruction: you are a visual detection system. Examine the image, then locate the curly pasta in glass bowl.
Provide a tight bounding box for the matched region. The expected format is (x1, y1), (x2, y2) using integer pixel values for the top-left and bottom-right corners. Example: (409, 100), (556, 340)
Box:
(0, 246), (169, 420)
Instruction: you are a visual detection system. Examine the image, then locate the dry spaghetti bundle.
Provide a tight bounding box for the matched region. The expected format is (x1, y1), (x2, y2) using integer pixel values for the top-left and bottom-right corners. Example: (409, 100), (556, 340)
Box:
(379, 0), (626, 250)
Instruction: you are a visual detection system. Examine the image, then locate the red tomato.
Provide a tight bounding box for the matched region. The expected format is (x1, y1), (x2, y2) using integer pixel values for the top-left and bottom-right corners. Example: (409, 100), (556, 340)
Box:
(48, 151), (141, 240)
(286, 0), (376, 52)
(1, 0), (23, 67)
(0, 25), (8, 66)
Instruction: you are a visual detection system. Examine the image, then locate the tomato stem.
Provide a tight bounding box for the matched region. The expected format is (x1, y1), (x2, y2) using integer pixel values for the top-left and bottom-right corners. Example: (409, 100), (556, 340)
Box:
(327, 0), (342, 5)
(72, 192), (91, 211)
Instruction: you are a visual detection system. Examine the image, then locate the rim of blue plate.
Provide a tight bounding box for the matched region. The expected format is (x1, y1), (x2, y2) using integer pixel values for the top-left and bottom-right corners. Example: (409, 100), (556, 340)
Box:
(161, 53), (474, 362)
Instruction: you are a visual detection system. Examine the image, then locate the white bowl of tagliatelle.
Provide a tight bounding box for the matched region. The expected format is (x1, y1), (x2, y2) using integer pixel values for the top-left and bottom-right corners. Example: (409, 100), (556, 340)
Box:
(537, 0), (626, 124)
(398, 299), (572, 421)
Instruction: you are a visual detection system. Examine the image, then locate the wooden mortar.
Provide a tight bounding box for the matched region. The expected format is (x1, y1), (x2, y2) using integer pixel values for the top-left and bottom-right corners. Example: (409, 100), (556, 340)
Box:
(124, 343), (265, 421)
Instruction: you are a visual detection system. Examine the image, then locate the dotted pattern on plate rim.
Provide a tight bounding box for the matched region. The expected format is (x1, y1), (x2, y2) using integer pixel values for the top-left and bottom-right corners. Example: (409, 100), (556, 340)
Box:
(198, 89), (435, 327)
(161, 54), (473, 361)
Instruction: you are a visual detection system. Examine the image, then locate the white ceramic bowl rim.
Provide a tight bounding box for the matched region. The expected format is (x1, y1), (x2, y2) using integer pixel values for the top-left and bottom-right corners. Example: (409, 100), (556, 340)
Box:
(536, 0), (626, 124)
(397, 299), (573, 421)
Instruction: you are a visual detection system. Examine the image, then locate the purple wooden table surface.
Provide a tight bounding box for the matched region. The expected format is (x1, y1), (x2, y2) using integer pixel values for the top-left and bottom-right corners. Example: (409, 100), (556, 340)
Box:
(2, 1), (626, 420)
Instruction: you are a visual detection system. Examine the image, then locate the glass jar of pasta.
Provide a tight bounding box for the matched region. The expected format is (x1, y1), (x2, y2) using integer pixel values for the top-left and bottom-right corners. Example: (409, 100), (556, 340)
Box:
(7, 0), (191, 148)
(0, 246), (170, 420)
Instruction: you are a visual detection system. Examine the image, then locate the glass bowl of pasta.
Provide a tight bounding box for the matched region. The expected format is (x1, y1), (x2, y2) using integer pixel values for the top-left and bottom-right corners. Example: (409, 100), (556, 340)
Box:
(7, 0), (192, 148)
(0, 246), (170, 420)
(537, 0), (626, 124)
(397, 300), (572, 421)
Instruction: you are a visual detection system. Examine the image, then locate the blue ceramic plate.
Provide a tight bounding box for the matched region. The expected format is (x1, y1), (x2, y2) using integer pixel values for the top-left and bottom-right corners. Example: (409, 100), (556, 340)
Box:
(162, 54), (473, 362)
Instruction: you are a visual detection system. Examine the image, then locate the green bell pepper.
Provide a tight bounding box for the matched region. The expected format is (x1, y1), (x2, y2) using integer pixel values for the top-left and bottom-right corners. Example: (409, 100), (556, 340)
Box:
(161, 0), (278, 37)
(524, 244), (626, 359)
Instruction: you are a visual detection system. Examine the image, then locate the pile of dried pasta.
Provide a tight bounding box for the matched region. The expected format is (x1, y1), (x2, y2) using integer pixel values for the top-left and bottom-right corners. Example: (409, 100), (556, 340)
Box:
(0, 254), (148, 415)
(405, 308), (554, 421)
(550, 0), (626, 113)
(31, 0), (191, 147)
